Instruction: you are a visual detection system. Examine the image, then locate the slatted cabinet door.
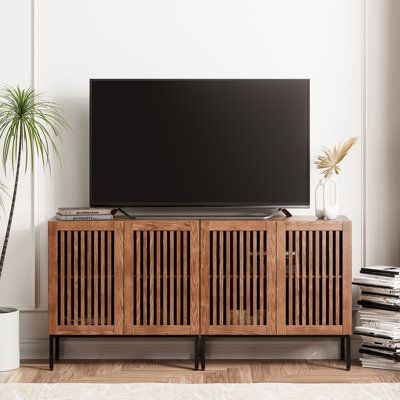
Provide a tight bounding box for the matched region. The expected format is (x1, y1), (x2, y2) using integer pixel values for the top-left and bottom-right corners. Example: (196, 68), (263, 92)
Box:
(200, 221), (276, 335)
(124, 221), (200, 335)
(48, 221), (124, 335)
(276, 217), (352, 335)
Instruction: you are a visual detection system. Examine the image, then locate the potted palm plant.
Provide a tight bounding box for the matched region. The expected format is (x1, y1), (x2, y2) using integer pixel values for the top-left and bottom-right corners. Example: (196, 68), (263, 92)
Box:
(0, 86), (68, 371)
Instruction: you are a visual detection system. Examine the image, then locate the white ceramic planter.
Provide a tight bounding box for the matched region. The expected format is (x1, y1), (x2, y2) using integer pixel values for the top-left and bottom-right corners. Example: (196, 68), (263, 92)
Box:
(0, 307), (20, 371)
(323, 176), (339, 220)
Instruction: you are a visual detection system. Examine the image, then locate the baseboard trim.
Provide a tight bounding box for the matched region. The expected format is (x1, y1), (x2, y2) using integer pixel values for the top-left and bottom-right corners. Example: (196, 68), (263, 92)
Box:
(21, 335), (361, 360)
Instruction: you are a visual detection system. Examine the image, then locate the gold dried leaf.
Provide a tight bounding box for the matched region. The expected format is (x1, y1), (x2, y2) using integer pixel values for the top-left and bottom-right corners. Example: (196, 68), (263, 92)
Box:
(315, 136), (358, 178)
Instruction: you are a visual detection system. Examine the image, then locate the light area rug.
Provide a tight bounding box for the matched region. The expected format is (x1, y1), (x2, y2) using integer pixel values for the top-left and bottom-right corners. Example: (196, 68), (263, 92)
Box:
(0, 383), (399, 400)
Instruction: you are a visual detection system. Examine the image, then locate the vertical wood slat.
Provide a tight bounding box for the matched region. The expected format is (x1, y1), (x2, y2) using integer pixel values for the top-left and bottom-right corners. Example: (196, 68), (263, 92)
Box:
(288, 232), (293, 325)
(93, 231), (99, 326)
(163, 231), (168, 325)
(87, 232), (92, 326)
(149, 231), (154, 326)
(315, 231), (320, 326)
(156, 231), (161, 326)
(74, 232), (79, 325)
(219, 231), (224, 325)
(212, 231), (217, 325)
(308, 231), (313, 326)
(335, 230), (340, 325)
(143, 231), (148, 326)
(253, 231), (257, 325)
(226, 232), (231, 326)
(259, 231), (264, 325)
(183, 231), (188, 325)
(100, 231), (105, 326)
(48, 222), (58, 333)
(66, 231), (72, 325)
(169, 231), (175, 325)
(232, 232), (238, 325)
(294, 231), (300, 325)
(342, 220), (352, 334)
(246, 231), (251, 325)
(189, 221), (199, 333)
(80, 232), (86, 326)
(107, 231), (112, 325)
(176, 231), (181, 326)
(328, 231), (334, 325)
(60, 231), (65, 326)
(321, 231), (327, 325)
(301, 231), (306, 325)
(136, 232), (141, 325)
(239, 231), (244, 325)
(114, 222), (124, 334)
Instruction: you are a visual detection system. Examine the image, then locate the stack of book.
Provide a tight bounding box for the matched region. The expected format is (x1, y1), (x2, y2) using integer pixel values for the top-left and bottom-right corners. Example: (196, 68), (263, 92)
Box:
(56, 207), (117, 221)
(353, 265), (400, 370)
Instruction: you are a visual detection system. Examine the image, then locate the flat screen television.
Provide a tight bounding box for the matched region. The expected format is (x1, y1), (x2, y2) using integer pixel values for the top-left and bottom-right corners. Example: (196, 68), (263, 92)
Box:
(90, 79), (309, 209)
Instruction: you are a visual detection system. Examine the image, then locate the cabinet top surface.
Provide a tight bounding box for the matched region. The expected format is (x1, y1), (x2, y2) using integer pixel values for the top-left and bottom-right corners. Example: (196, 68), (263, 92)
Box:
(49, 215), (350, 223)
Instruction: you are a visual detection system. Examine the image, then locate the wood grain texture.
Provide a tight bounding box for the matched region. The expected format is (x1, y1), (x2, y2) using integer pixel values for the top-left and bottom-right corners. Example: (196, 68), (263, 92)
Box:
(259, 231), (264, 326)
(321, 231), (326, 326)
(189, 221), (200, 334)
(49, 217), (351, 338)
(9, 360), (399, 384)
(275, 218), (351, 336)
(66, 231), (72, 326)
(49, 222), (123, 335)
(276, 222), (286, 335)
(80, 232), (86, 327)
(123, 221), (200, 335)
(200, 221), (276, 335)
(342, 220), (352, 335)
(301, 231), (306, 325)
(288, 232), (293, 326)
(328, 231), (334, 325)
(114, 222), (124, 334)
(48, 222), (58, 334)
(266, 222), (276, 335)
(308, 231), (313, 326)
(294, 231), (300, 326)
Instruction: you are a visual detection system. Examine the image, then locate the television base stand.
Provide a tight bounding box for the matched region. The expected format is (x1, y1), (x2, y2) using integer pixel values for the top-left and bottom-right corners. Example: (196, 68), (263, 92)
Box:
(279, 208), (292, 217)
(116, 207), (284, 219)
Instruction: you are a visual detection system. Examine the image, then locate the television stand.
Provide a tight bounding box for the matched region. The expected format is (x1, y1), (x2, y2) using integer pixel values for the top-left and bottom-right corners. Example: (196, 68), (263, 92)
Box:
(116, 207), (281, 219)
(48, 216), (352, 371)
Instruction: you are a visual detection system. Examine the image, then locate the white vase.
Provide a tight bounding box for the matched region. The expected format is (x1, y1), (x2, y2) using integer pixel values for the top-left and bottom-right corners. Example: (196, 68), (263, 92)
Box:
(315, 178), (325, 219)
(323, 176), (339, 220)
(0, 307), (20, 371)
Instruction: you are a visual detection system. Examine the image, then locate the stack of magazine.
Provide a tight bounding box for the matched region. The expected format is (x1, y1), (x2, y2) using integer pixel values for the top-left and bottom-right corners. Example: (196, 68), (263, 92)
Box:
(56, 207), (116, 221)
(353, 265), (400, 370)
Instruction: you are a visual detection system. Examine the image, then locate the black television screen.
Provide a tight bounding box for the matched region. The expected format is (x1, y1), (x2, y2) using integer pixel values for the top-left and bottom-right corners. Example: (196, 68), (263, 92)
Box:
(90, 79), (309, 207)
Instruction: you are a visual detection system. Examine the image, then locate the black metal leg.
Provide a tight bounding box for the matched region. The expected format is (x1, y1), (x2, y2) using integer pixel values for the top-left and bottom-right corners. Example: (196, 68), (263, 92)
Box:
(55, 336), (60, 360)
(346, 335), (351, 371)
(201, 336), (206, 370)
(340, 336), (345, 360)
(49, 336), (54, 371)
(194, 335), (199, 370)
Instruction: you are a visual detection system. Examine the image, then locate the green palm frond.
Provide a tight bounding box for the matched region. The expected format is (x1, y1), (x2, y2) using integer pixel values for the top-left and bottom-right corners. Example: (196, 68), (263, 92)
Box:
(0, 85), (69, 278)
(315, 137), (358, 179)
(0, 85), (70, 174)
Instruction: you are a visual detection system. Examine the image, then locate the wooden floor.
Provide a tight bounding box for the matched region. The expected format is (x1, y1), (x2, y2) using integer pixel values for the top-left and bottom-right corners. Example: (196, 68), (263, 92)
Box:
(0, 360), (399, 383)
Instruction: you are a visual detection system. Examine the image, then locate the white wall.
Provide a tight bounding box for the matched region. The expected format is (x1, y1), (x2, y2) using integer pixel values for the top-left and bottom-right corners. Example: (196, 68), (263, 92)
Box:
(0, 0), (395, 360)
(365, 0), (400, 267)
